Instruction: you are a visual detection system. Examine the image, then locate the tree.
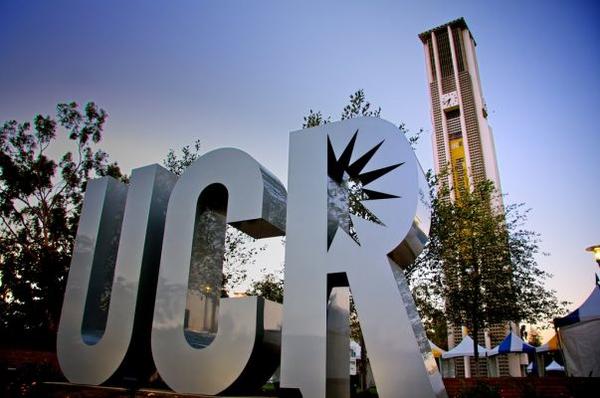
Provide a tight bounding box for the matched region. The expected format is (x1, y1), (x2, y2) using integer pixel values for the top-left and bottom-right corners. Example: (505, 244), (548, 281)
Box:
(412, 284), (448, 350)
(527, 327), (542, 347)
(246, 269), (284, 303)
(162, 140), (263, 295)
(0, 102), (124, 345)
(303, 89), (422, 149)
(303, 89), (380, 128)
(409, 174), (568, 372)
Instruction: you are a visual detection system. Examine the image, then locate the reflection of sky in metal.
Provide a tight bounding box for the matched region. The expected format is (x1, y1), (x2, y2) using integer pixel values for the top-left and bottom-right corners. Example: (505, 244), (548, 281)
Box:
(260, 168), (287, 231)
(327, 131), (402, 249)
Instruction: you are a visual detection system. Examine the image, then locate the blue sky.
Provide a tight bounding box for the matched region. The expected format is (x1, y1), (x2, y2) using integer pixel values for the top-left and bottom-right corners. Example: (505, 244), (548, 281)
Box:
(1, 1), (599, 321)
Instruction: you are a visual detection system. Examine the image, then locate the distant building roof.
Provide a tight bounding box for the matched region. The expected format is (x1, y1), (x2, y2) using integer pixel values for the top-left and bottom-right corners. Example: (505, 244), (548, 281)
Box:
(418, 17), (475, 45)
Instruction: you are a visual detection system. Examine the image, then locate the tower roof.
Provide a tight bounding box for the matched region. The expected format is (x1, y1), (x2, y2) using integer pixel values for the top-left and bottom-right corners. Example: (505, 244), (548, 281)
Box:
(418, 17), (475, 45)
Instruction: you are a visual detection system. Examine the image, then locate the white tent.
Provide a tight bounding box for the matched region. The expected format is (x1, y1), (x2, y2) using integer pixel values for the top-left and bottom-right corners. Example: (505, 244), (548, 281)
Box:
(350, 340), (362, 360)
(442, 335), (488, 359)
(545, 360), (565, 372)
(554, 283), (600, 377)
(526, 362), (534, 373)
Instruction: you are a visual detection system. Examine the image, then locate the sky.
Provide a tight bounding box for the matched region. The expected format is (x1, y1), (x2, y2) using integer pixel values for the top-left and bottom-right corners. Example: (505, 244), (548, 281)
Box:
(1, 1), (599, 331)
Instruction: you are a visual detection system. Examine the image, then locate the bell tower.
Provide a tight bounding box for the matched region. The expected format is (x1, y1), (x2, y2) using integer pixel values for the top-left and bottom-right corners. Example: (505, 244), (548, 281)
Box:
(419, 18), (502, 199)
(419, 18), (515, 377)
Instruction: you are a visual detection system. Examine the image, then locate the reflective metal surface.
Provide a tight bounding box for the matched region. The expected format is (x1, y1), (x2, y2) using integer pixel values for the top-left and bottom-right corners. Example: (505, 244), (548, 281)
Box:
(185, 184), (227, 348)
(151, 148), (286, 395)
(326, 287), (350, 398)
(280, 118), (446, 398)
(57, 165), (176, 384)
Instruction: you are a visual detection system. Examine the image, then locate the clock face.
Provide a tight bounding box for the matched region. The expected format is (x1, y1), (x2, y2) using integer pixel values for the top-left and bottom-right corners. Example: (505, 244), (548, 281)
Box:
(441, 91), (459, 109)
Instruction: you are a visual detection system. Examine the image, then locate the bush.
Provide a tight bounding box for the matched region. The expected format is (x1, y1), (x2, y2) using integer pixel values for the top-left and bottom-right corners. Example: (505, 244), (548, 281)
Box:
(458, 382), (501, 398)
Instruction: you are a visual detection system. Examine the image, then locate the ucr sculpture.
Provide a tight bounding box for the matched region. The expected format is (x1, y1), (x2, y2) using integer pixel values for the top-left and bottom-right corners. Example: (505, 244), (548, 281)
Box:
(57, 117), (446, 398)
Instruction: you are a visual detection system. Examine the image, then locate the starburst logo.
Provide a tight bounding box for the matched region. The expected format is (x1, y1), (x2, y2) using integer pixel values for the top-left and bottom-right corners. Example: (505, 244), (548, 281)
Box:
(327, 130), (403, 249)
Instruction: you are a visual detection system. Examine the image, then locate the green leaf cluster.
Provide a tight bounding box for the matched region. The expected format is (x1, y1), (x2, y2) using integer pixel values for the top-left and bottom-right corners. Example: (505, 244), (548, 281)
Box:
(246, 270), (284, 304)
(302, 89), (421, 149)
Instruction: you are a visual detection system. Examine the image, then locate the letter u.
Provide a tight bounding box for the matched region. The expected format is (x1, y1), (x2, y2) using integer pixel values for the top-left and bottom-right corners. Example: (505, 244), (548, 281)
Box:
(57, 165), (176, 384)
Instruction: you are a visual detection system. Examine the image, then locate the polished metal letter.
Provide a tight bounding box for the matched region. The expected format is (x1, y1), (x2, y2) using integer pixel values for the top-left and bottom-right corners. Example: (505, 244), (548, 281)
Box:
(280, 118), (446, 398)
(151, 148), (286, 395)
(57, 165), (176, 384)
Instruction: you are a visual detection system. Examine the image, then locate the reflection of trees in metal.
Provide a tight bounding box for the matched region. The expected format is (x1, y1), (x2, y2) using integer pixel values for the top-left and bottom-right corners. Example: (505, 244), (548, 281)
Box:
(163, 141), (266, 297)
(327, 130), (403, 249)
(391, 265), (438, 376)
(185, 184), (227, 347)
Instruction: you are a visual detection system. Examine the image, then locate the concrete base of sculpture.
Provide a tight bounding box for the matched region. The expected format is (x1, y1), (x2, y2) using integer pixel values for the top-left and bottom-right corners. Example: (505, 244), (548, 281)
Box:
(42, 382), (277, 397)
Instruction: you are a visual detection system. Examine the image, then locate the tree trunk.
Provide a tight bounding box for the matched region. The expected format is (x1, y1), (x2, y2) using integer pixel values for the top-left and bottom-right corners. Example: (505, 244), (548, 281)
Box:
(473, 323), (480, 377)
